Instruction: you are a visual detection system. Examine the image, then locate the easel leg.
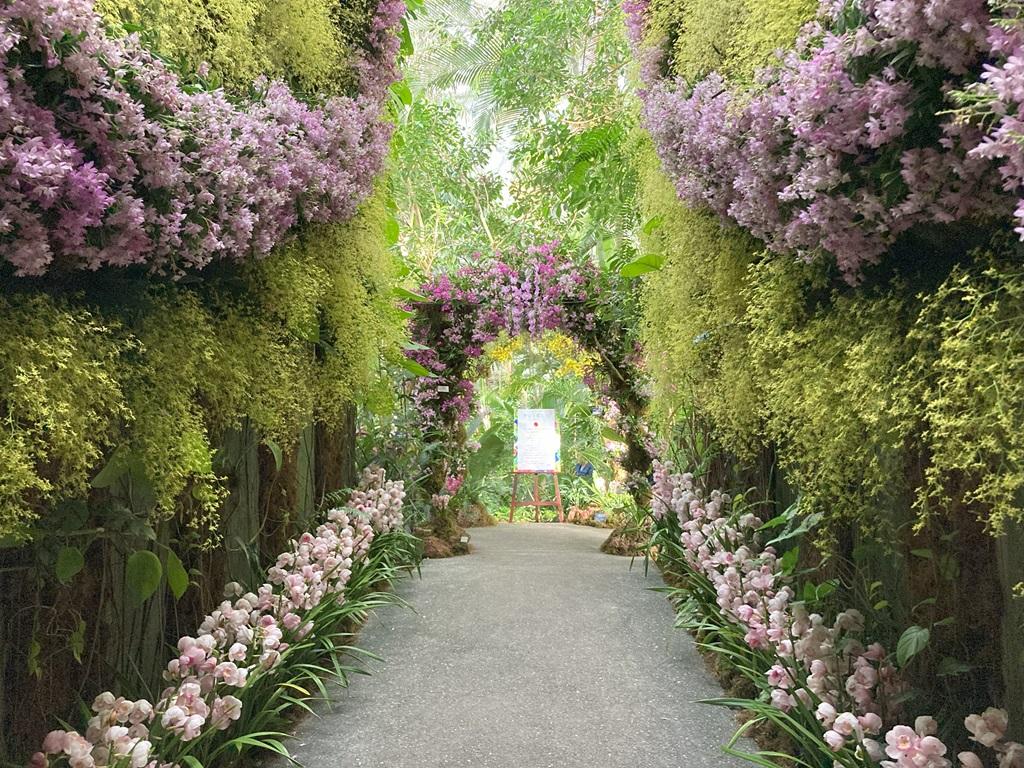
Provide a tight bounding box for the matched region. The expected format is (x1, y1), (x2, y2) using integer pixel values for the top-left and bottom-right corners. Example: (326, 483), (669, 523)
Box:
(509, 474), (518, 523)
(533, 474), (540, 522)
(557, 475), (565, 524)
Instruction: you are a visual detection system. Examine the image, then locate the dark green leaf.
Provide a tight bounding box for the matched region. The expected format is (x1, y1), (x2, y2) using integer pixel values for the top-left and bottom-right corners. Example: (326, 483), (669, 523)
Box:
(936, 657), (972, 677)
(620, 253), (665, 278)
(91, 447), (128, 488)
(896, 625), (930, 667)
(55, 546), (85, 585)
(166, 549), (189, 600)
(266, 440), (283, 472)
(126, 550), (162, 605)
(398, 356), (432, 377)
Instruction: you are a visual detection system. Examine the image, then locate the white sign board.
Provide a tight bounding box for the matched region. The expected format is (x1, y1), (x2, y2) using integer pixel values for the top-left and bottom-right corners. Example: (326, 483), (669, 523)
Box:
(515, 409), (560, 472)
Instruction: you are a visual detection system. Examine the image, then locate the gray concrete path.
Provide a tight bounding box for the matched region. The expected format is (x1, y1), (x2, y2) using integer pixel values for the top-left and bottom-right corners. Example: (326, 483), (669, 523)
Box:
(281, 523), (753, 767)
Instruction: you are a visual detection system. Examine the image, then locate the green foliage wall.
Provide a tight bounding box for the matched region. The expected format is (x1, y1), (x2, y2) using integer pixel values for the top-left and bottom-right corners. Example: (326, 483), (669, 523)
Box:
(0, 1), (404, 760)
(637, 140), (761, 455)
(95, 0), (378, 94)
(0, 195), (400, 545)
(636, 0), (1024, 537)
(645, 0), (817, 84)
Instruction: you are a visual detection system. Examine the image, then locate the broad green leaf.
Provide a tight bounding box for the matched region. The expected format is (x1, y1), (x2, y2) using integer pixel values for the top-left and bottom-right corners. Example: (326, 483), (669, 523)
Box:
(399, 17), (414, 57)
(91, 447), (128, 488)
(600, 426), (626, 444)
(28, 639), (41, 678)
(55, 546), (85, 585)
(937, 657), (972, 677)
(384, 215), (401, 245)
(815, 580), (837, 599)
(394, 286), (430, 303)
(896, 625), (930, 667)
(58, 500), (90, 532)
(467, 430), (505, 481)
(567, 160), (591, 188)
(642, 215), (664, 235)
(757, 515), (789, 530)
(397, 356), (432, 377)
(780, 547), (799, 575)
(166, 549), (189, 600)
(126, 550), (162, 605)
(620, 253), (665, 278)
(265, 440), (283, 472)
(69, 617), (86, 662)
(391, 80), (412, 107)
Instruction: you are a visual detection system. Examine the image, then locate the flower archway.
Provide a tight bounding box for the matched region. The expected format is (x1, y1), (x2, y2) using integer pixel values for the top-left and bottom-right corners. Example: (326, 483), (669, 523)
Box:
(402, 241), (653, 537)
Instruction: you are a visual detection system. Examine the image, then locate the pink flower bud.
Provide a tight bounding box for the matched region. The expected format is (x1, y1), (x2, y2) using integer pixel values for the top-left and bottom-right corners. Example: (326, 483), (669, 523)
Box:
(824, 730), (846, 751)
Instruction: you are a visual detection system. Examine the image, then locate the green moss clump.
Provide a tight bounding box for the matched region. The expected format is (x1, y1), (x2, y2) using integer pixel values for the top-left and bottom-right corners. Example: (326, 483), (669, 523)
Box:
(0, 297), (131, 541)
(637, 138), (762, 456)
(644, 0), (817, 85)
(902, 250), (1024, 533)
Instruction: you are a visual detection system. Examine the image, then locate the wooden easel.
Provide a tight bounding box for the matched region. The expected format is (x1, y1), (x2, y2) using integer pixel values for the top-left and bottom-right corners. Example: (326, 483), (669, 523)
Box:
(509, 470), (564, 523)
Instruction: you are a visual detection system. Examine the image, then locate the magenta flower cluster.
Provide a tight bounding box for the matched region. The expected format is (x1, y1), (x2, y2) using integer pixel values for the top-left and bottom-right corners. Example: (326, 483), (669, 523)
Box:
(0, 0), (404, 277)
(407, 242), (597, 430)
(32, 468), (405, 768)
(651, 460), (1022, 768)
(626, 0), (1022, 282)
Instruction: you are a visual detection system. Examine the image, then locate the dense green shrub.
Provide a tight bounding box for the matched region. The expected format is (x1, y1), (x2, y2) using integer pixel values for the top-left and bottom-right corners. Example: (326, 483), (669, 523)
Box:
(745, 260), (914, 530)
(635, 0), (1024, 531)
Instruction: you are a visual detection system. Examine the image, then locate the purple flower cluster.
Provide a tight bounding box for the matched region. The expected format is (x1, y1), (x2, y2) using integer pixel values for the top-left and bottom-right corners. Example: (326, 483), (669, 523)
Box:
(621, 0), (650, 48)
(406, 243), (597, 430)
(0, 0), (404, 276)
(959, 17), (1024, 238)
(33, 468), (405, 768)
(630, 0), (1018, 282)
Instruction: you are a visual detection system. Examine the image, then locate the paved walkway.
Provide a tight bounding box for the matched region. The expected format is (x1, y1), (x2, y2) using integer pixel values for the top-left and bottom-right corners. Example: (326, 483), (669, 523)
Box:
(281, 523), (753, 767)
